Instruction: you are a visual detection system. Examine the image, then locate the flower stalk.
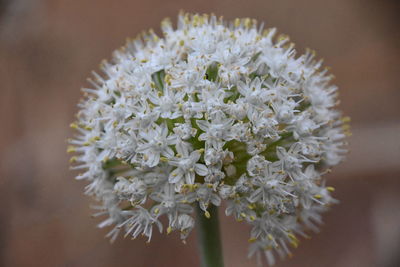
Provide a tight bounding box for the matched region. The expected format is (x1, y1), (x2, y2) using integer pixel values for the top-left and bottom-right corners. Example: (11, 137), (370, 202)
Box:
(196, 205), (224, 267)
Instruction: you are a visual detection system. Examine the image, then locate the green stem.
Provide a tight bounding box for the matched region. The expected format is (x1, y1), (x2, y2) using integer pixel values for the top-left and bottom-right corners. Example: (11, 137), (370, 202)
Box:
(195, 205), (224, 267)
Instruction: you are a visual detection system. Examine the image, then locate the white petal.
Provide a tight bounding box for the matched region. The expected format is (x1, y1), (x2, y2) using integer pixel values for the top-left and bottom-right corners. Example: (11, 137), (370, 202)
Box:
(147, 153), (160, 167)
(196, 120), (209, 131)
(169, 170), (183, 184)
(163, 146), (174, 158)
(185, 171), (195, 184)
(195, 164), (208, 176)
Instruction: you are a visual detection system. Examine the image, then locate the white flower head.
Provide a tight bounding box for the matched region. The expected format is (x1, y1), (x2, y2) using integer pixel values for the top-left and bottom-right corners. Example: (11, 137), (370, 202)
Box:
(69, 12), (349, 266)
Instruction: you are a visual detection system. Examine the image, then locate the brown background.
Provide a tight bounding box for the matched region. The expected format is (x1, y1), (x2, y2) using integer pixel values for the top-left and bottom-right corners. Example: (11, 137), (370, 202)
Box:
(1, 0), (399, 266)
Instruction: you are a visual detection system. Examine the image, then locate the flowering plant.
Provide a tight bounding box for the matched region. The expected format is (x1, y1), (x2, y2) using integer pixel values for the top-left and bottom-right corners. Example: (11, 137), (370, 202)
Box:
(69, 12), (349, 266)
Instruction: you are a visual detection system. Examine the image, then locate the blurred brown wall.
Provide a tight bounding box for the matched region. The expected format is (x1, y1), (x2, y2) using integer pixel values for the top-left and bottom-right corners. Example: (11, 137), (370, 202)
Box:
(1, 0), (399, 266)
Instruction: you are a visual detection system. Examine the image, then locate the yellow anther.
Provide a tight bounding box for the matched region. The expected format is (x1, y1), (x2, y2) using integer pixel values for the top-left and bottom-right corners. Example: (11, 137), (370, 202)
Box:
(287, 233), (297, 241)
(67, 146), (76, 153)
(69, 156), (78, 163)
(179, 40), (185, 46)
(240, 212), (247, 218)
(204, 211), (211, 219)
(90, 136), (100, 142)
(277, 34), (289, 42)
(160, 157), (169, 162)
(161, 17), (172, 27)
(326, 186), (335, 192)
(234, 18), (240, 28)
(70, 123), (79, 129)
(249, 216), (256, 221)
(267, 234), (274, 240)
(164, 74), (172, 86)
(192, 15), (198, 26)
(113, 121), (119, 128)
(154, 208), (159, 214)
(314, 194), (322, 199)
(262, 28), (272, 37)
(341, 116), (351, 123)
(290, 241), (298, 248)
(244, 18), (251, 28)
(248, 237), (257, 243)
(166, 226), (172, 234)
(140, 59), (148, 63)
(197, 148), (205, 154)
(342, 124), (351, 130)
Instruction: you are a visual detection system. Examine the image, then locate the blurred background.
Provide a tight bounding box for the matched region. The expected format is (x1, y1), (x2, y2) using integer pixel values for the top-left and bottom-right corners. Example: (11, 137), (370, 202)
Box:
(1, 0), (399, 266)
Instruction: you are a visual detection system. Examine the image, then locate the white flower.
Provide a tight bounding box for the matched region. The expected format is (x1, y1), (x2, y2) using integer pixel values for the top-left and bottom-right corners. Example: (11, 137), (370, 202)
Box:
(136, 123), (176, 167)
(168, 147), (208, 185)
(117, 207), (162, 242)
(150, 183), (193, 229)
(197, 111), (234, 147)
(195, 184), (221, 211)
(150, 90), (184, 119)
(114, 177), (147, 205)
(70, 12), (349, 266)
(237, 77), (268, 107)
(173, 122), (197, 140)
(177, 214), (195, 239)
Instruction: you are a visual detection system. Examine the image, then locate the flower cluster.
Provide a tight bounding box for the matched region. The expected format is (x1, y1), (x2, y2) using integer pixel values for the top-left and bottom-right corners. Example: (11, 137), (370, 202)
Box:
(69, 13), (349, 265)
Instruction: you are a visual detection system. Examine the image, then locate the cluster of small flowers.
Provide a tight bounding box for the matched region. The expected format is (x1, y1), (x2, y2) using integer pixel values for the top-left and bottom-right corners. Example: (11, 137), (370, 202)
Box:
(69, 13), (349, 265)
